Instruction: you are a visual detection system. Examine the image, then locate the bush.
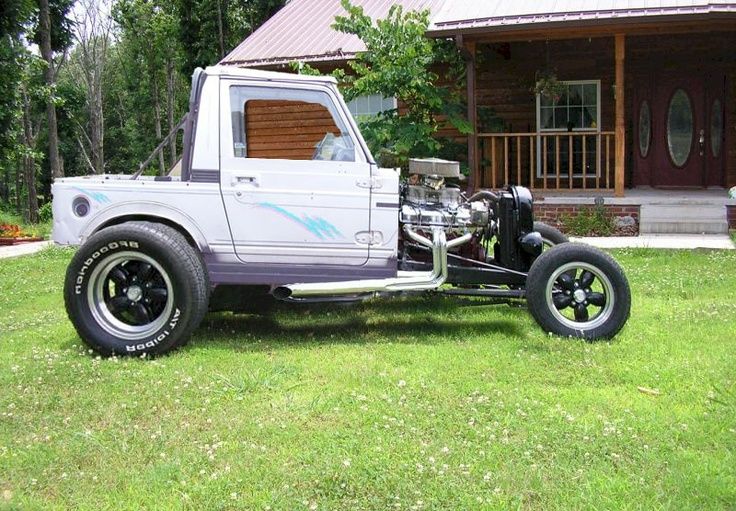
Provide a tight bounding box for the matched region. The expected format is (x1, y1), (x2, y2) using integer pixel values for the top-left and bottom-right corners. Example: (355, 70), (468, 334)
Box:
(560, 206), (614, 236)
(38, 202), (52, 223)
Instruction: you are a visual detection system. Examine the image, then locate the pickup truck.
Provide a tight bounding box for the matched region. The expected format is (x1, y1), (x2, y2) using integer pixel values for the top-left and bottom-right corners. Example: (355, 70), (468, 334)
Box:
(52, 65), (631, 356)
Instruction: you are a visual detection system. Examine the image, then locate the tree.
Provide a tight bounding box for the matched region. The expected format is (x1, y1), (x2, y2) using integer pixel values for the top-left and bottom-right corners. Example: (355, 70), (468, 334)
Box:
(323, 0), (469, 167)
(0, 0), (34, 166)
(175, 0), (285, 73)
(112, 0), (185, 175)
(36, 0), (74, 179)
(71, 0), (113, 174)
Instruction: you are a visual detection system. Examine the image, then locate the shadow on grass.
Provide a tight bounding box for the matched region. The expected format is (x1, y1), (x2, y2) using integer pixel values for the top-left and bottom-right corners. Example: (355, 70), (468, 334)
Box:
(189, 295), (528, 353)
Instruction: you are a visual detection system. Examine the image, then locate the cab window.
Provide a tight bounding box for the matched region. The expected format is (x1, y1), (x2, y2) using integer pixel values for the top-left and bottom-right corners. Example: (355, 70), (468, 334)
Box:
(230, 86), (356, 162)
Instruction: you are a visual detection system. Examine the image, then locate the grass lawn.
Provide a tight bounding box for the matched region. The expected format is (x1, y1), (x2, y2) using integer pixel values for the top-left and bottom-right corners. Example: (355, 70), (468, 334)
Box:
(1, 247), (735, 510)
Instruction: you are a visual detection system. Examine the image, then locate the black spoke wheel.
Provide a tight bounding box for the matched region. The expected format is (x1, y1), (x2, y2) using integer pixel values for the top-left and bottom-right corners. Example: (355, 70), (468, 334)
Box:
(526, 243), (630, 339)
(64, 221), (209, 356)
(89, 253), (173, 339)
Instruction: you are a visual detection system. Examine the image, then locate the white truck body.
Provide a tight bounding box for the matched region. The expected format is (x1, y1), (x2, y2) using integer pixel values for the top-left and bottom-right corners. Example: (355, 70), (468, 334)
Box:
(53, 66), (400, 285)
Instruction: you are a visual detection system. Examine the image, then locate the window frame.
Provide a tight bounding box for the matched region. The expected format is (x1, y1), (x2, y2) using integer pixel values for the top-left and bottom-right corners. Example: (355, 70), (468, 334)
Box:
(221, 80), (370, 165)
(346, 94), (397, 119)
(535, 79), (601, 178)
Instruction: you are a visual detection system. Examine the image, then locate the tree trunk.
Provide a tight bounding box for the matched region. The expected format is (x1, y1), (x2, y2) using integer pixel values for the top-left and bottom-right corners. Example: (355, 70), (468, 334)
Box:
(22, 90), (38, 222)
(39, 0), (63, 179)
(24, 155), (38, 223)
(152, 80), (166, 175)
(166, 59), (177, 167)
(216, 0), (226, 59)
(15, 161), (24, 213)
(90, 81), (104, 174)
(1, 166), (9, 204)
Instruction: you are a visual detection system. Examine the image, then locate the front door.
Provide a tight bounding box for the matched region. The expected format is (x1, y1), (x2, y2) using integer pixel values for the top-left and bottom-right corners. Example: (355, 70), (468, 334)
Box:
(639, 75), (725, 187)
(219, 79), (372, 267)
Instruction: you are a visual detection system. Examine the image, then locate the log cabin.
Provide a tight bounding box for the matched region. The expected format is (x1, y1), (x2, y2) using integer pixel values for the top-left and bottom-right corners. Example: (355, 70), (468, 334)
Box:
(221, 0), (736, 234)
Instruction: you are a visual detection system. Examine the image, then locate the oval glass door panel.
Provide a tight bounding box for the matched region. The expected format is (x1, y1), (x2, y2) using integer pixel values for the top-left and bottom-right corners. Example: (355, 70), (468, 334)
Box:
(638, 100), (651, 158)
(666, 89), (693, 167)
(711, 99), (723, 157)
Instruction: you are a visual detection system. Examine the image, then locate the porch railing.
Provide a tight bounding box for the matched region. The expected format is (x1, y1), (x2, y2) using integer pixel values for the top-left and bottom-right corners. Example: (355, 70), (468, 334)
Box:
(477, 131), (615, 191)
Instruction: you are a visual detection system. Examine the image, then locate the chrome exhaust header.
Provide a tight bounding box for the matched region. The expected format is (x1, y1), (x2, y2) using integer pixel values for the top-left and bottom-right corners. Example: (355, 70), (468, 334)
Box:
(272, 226), (472, 300)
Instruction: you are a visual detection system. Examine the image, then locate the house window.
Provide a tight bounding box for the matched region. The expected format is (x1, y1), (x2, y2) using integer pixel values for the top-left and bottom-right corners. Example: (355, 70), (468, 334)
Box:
(536, 80), (600, 177)
(346, 94), (396, 118)
(229, 86), (356, 161)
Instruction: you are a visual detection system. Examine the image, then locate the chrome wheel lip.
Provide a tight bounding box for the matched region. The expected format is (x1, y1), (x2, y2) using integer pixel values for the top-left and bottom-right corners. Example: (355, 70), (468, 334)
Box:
(87, 251), (174, 341)
(544, 261), (615, 331)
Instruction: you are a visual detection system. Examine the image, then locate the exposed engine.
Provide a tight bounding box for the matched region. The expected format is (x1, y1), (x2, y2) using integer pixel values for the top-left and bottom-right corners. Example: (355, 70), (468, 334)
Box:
(398, 158), (543, 274)
(400, 177), (492, 233)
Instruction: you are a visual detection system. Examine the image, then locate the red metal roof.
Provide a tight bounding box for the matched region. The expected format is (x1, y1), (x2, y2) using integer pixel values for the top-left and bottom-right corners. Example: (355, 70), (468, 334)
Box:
(221, 0), (444, 67)
(221, 0), (736, 66)
(428, 0), (736, 34)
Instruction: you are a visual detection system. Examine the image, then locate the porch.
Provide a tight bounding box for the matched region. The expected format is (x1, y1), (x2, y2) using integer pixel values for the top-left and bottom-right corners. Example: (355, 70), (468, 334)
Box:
(459, 25), (736, 197)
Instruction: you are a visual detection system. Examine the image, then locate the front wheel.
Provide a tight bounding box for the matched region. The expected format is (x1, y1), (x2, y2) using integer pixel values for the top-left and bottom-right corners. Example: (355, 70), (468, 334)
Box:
(64, 221), (209, 356)
(526, 243), (630, 339)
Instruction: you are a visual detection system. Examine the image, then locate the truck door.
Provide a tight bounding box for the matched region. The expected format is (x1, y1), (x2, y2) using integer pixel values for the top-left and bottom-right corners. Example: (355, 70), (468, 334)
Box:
(219, 79), (371, 266)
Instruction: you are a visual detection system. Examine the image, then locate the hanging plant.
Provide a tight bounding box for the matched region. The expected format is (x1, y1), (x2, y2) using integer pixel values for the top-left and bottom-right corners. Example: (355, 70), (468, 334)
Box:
(533, 69), (566, 102)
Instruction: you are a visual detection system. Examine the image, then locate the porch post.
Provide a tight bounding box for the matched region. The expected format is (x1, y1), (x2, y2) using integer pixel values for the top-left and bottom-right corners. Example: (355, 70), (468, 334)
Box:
(614, 34), (625, 197)
(463, 39), (478, 190)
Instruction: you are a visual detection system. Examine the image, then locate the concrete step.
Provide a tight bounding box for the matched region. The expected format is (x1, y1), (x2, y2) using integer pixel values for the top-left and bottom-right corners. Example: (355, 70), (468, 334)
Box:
(640, 221), (729, 234)
(640, 204), (729, 234)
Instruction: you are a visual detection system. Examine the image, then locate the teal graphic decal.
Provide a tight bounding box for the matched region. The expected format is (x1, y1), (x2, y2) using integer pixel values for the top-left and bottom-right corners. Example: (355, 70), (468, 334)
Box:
(258, 202), (343, 240)
(73, 187), (111, 204)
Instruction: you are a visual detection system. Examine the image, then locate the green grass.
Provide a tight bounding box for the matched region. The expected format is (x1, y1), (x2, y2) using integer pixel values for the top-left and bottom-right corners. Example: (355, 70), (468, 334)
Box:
(1, 247), (735, 510)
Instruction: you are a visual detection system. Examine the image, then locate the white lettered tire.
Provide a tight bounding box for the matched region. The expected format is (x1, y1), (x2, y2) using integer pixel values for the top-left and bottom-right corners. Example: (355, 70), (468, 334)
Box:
(64, 221), (209, 356)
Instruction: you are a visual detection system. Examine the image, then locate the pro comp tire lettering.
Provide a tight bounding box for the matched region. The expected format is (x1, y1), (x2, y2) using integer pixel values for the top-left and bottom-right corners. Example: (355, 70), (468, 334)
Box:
(74, 241), (140, 294)
(124, 308), (181, 352)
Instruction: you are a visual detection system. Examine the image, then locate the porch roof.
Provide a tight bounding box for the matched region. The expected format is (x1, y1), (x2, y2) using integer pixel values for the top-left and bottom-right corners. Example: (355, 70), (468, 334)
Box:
(427, 0), (736, 36)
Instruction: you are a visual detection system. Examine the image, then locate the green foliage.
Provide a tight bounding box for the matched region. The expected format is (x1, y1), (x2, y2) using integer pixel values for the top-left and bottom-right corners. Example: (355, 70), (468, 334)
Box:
(561, 205), (615, 236)
(325, 0), (467, 167)
(175, 0), (285, 73)
(38, 201), (52, 222)
(31, 0), (75, 52)
(0, 0), (34, 166)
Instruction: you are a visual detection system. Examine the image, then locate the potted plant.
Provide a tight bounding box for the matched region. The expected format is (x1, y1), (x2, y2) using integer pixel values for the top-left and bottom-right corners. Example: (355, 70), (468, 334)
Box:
(533, 70), (566, 103)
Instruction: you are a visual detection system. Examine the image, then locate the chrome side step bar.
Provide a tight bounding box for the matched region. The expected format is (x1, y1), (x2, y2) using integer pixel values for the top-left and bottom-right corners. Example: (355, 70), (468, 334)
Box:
(272, 227), (472, 300)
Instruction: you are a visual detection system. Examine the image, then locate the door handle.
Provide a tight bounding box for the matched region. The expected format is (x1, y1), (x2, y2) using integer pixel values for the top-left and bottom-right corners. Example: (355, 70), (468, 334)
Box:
(232, 174), (259, 186)
(699, 129), (705, 156)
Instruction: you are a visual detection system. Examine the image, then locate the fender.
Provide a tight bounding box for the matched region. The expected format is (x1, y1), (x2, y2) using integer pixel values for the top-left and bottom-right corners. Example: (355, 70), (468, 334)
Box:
(81, 201), (211, 253)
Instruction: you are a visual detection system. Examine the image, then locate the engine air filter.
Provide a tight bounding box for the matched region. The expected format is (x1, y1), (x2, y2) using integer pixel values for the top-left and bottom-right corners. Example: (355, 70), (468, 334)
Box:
(408, 158), (460, 178)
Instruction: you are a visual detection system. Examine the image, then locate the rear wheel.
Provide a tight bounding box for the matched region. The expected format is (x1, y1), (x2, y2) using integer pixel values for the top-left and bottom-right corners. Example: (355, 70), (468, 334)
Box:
(533, 221), (568, 249)
(526, 243), (630, 339)
(64, 221), (209, 356)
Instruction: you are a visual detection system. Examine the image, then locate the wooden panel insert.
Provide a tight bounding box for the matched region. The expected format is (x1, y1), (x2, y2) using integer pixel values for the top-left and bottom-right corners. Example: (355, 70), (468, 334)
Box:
(245, 100), (339, 160)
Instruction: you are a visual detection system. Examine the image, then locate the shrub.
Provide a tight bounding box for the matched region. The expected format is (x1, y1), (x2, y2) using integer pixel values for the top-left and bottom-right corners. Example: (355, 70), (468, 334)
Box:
(560, 206), (614, 236)
(38, 202), (53, 223)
